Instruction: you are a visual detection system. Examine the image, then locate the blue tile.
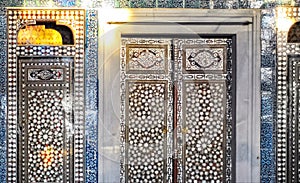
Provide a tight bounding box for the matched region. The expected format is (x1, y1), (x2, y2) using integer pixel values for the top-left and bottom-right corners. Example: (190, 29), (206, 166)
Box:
(0, 0), (23, 6)
(262, 41), (276, 56)
(261, 68), (275, 92)
(0, 40), (7, 95)
(261, 53), (276, 68)
(129, 0), (156, 7)
(237, 0), (251, 8)
(0, 94), (6, 183)
(54, 0), (76, 7)
(158, 0), (183, 8)
(261, 122), (273, 149)
(261, 176), (276, 183)
(261, 115), (273, 124)
(0, 13), (6, 39)
(185, 0), (200, 8)
(261, 149), (276, 177)
(261, 94), (274, 116)
(0, 8), (6, 183)
(213, 0), (227, 9)
(85, 9), (99, 183)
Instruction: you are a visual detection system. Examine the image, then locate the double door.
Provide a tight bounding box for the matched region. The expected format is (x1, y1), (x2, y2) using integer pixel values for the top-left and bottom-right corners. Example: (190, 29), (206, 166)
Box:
(99, 9), (260, 183)
(119, 37), (234, 182)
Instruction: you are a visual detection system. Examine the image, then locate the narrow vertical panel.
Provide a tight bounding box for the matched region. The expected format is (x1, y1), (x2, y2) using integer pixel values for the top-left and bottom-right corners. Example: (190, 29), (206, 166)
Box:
(276, 7), (300, 182)
(183, 81), (226, 181)
(287, 56), (300, 182)
(0, 8), (7, 183)
(175, 38), (233, 183)
(85, 9), (99, 183)
(126, 81), (167, 182)
(120, 38), (173, 182)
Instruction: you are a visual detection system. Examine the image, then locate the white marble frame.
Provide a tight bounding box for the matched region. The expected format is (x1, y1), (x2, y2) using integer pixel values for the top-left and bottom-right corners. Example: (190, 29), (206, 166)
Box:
(98, 9), (261, 183)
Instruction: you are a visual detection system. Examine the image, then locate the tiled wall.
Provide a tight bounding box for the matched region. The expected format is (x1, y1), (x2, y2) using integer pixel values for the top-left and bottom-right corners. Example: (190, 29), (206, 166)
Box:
(261, 8), (277, 182)
(0, 0), (295, 182)
(0, 6), (7, 183)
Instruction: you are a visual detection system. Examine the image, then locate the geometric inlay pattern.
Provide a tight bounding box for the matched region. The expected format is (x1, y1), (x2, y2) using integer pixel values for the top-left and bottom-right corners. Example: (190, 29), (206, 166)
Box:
(287, 56), (300, 183)
(7, 9), (85, 183)
(120, 38), (173, 183)
(175, 38), (233, 183)
(183, 45), (226, 73)
(121, 37), (233, 183)
(28, 68), (64, 81)
(126, 81), (167, 182)
(183, 81), (226, 182)
(276, 7), (300, 182)
(126, 45), (168, 74)
(26, 89), (66, 182)
(19, 57), (73, 183)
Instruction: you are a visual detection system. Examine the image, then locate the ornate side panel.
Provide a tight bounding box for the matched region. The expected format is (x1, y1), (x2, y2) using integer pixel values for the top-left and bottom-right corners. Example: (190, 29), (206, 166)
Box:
(85, 9), (99, 183)
(276, 7), (300, 182)
(287, 56), (300, 183)
(120, 38), (173, 182)
(19, 58), (73, 182)
(7, 9), (85, 182)
(174, 38), (234, 183)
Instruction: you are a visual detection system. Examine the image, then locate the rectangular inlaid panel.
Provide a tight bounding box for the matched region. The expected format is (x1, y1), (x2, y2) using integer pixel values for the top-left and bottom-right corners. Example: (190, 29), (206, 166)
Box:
(126, 44), (168, 74)
(182, 81), (226, 181)
(125, 81), (167, 182)
(120, 38), (173, 182)
(175, 38), (233, 183)
(18, 57), (73, 182)
(7, 9), (85, 182)
(183, 44), (226, 73)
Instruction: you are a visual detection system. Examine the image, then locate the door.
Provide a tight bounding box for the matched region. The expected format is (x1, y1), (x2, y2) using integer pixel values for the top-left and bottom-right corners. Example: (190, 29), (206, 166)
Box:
(99, 9), (260, 183)
(120, 37), (234, 182)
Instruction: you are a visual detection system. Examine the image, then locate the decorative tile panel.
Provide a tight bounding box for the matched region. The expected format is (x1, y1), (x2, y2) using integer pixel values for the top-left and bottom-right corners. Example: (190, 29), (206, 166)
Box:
(175, 38), (233, 183)
(7, 9), (85, 183)
(120, 38), (173, 182)
(85, 9), (98, 183)
(261, 9), (277, 182)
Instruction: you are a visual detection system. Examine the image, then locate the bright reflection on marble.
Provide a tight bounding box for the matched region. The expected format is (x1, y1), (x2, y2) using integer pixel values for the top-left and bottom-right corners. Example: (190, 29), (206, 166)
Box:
(277, 7), (296, 32)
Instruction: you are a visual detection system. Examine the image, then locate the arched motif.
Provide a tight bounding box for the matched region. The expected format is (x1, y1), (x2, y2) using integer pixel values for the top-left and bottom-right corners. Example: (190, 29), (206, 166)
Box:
(288, 21), (300, 43)
(18, 25), (63, 45)
(17, 21), (74, 45)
